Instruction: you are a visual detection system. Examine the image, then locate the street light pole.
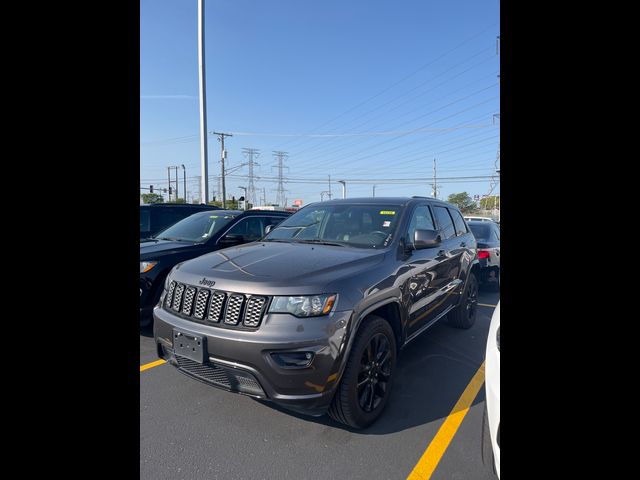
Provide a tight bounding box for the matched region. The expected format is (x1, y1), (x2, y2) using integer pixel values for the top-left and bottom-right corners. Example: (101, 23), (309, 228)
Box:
(197, 0), (209, 204)
(338, 180), (346, 199)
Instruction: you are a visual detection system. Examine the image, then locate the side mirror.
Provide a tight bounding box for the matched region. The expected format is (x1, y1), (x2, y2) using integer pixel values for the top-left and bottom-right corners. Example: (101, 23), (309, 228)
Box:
(264, 224), (273, 235)
(413, 229), (441, 249)
(218, 234), (245, 247)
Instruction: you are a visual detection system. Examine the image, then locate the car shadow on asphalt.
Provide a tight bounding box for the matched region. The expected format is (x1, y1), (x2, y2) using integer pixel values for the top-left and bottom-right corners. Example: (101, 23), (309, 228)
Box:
(255, 316), (491, 435)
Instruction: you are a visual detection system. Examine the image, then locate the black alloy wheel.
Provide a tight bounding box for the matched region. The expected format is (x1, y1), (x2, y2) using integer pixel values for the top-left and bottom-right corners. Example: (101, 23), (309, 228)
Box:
(357, 333), (392, 413)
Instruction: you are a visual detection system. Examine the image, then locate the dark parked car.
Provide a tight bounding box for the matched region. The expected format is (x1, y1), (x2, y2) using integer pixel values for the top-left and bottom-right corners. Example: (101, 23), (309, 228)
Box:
(467, 220), (500, 291)
(140, 209), (290, 326)
(140, 203), (220, 240)
(153, 197), (480, 428)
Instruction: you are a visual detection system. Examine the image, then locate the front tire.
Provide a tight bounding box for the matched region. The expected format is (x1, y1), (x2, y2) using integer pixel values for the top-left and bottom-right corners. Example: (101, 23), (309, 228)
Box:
(328, 315), (396, 429)
(447, 272), (478, 329)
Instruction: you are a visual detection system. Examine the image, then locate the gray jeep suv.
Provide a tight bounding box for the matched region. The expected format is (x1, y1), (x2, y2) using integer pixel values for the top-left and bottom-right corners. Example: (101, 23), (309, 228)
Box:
(154, 197), (480, 428)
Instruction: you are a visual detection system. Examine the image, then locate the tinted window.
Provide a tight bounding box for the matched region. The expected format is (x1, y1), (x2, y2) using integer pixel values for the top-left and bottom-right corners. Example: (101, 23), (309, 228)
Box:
(151, 208), (190, 233)
(225, 217), (265, 242)
(432, 206), (456, 240)
(469, 223), (491, 241)
(155, 211), (236, 242)
(265, 216), (287, 228)
(450, 209), (468, 236)
(407, 205), (435, 246)
(140, 209), (150, 232)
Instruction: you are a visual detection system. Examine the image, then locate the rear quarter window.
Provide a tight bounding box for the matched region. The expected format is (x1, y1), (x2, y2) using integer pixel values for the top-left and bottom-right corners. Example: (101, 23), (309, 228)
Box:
(449, 209), (468, 236)
(432, 206), (456, 240)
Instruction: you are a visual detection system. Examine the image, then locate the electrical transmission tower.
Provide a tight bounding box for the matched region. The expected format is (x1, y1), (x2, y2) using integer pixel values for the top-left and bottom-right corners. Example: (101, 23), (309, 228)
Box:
(242, 148), (260, 207)
(271, 151), (289, 207)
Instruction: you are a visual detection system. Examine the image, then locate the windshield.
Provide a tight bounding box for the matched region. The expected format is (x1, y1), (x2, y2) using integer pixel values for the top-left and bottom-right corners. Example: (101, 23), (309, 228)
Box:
(264, 203), (402, 248)
(469, 223), (491, 241)
(155, 211), (237, 243)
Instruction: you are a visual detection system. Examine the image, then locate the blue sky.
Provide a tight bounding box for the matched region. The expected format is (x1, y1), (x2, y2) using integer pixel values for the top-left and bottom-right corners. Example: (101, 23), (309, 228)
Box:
(140, 0), (500, 206)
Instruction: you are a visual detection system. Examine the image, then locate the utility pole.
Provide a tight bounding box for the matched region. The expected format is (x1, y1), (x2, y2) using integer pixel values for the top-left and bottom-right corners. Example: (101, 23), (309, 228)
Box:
(338, 180), (346, 199)
(175, 166), (179, 201)
(212, 131), (233, 208)
(242, 148), (260, 207)
(432, 158), (439, 199)
(181, 165), (186, 203)
(328, 175), (332, 199)
(372, 185), (376, 197)
(197, 0), (209, 204)
(272, 151), (289, 206)
(262, 187), (266, 206)
(167, 167), (172, 202)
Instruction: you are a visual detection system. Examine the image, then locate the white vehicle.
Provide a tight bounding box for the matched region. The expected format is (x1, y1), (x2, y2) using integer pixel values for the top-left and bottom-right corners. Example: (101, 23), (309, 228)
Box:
(464, 215), (495, 223)
(484, 302), (500, 477)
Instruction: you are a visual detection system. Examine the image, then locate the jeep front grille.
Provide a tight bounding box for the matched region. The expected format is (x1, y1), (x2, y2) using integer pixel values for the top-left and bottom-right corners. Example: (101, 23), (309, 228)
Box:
(244, 296), (267, 327)
(164, 281), (268, 329)
(224, 294), (244, 325)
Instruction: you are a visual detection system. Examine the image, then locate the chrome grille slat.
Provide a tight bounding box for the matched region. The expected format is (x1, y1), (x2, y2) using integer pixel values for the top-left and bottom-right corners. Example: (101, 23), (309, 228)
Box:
(224, 294), (245, 325)
(182, 286), (196, 315)
(193, 289), (210, 319)
(172, 283), (185, 311)
(207, 291), (226, 323)
(165, 281), (176, 308)
(243, 296), (266, 327)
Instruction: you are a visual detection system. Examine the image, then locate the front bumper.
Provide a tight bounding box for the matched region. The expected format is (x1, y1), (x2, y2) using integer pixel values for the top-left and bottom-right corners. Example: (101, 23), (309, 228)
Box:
(153, 305), (353, 416)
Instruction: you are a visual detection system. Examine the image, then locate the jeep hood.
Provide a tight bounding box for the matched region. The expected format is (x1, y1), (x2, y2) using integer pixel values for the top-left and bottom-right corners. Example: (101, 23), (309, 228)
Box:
(171, 241), (386, 295)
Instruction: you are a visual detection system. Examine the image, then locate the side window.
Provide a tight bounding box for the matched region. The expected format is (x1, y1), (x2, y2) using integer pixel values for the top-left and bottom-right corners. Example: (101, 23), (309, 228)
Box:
(406, 205), (436, 245)
(152, 208), (187, 233)
(265, 216), (286, 228)
(432, 206), (456, 240)
(225, 217), (264, 242)
(450, 209), (468, 236)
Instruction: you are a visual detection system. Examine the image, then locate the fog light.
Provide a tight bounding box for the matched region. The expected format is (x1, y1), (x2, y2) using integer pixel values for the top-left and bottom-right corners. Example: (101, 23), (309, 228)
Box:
(271, 351), (314, 368)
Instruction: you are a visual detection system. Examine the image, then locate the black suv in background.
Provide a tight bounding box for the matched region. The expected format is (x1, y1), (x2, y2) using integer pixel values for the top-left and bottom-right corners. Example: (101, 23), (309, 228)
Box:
(153, 198), (480, 428)
(140, 209), (290, 325)
(140, 203), (220, 240)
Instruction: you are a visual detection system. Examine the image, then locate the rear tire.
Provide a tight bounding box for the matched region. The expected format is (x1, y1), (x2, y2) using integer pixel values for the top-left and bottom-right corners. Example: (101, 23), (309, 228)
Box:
(328, 315), (396, 429)
(447, 272), (478, 329)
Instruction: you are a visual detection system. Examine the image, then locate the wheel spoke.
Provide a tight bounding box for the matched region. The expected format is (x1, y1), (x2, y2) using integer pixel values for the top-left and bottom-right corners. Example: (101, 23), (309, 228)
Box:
(378, 350), (390, 367)
(379, 370), (391, 381)
(357, 377), (369, 390)
(367, 383), (375, 411)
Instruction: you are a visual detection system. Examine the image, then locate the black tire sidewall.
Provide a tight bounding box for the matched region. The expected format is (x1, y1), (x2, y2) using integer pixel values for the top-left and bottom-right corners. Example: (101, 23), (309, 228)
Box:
(341, 317), (397, 428)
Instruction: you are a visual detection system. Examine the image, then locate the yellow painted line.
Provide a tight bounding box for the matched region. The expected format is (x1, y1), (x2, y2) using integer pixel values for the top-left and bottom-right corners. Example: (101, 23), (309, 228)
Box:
(478, 303), (497, 308)
(407, 362), (486, 480)
(140, 359), (166, 372)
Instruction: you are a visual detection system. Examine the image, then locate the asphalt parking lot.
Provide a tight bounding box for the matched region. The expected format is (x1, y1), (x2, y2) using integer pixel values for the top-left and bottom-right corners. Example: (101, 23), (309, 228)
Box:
(140, 289), (499, 480)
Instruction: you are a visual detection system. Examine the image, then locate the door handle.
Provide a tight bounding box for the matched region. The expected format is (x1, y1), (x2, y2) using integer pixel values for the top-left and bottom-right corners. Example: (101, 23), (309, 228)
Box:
(460, 242), (466, 247)
(438, 249), (446, 257)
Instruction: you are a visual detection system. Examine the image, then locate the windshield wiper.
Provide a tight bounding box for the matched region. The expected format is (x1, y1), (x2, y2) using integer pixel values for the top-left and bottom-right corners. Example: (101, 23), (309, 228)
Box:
(155, 237), (188, 242)
(262, 238), (293, 243)
(293, 239), (346, 247)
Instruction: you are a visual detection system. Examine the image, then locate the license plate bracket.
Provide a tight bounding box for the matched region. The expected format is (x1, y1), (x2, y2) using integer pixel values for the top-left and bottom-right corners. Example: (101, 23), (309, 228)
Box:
(172, 329), (206, 363)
